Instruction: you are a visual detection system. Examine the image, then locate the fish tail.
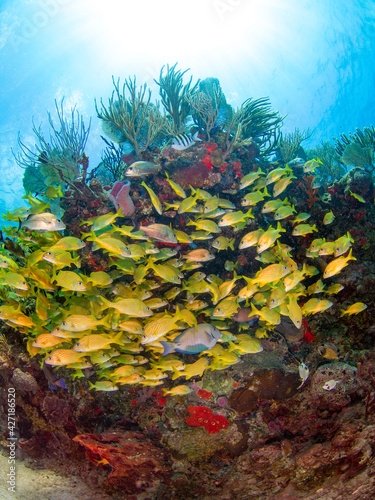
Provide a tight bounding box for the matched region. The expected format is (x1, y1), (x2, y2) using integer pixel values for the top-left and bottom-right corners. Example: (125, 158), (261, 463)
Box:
(111, 331), (125, 346)
(347, 248), (356, 261)
(159, 341), (176, 356)
(229, 238), (235, 251)
(88, 381), (95, 390)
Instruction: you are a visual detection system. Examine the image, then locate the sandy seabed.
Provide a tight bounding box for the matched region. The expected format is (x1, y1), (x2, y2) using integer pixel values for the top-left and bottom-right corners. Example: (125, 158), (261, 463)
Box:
(0, 454), (109, 500)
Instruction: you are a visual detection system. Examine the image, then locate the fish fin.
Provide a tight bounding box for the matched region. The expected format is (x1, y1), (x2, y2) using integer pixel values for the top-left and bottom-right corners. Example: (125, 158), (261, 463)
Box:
(159, 341), (176, 356)
(229, 238), (235, 251)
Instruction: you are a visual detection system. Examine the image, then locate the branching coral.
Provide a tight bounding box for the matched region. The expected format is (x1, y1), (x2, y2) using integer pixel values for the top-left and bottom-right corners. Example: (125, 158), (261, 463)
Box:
(14, 100), (91, 193)
(154, 63), (199, 135)
(306, 141), (345, 183)
(96, 77), (168, 159)
(91, 137), (128, 183)
(277, 128), (312, 163)
(223, 97), (283, 159)
(188, 83), (222, 142)
(334, 126), (375, 171)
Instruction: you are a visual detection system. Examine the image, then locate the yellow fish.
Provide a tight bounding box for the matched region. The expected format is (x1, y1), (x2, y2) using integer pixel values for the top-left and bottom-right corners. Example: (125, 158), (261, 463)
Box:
(100, 296), (153, 317)
(323, 249), (356, 279)
(187, 219), (220, 233)
(0, 271), (29, 290)
(162, 385), (193, 396)
(274, 205), (296, 220)
(55, 314), (111, 332)
(48, 236), (85, 251)
(273, 176), (295, 197)
(239, 168), (264, 189)
(141, 309), (184, 345)
(172, 357), (209, 380)
(349, 191), (366, 203)
(303, 158), (322, 173)
(302, 299), (333, 315)
(165, 172), (186, 198)
(287, 295), (302, 329)
(257, 222), (285, 254)
(239, 229), (264, 250)
(53, 271), (87, 292)
(141, 181), (163, 215)
(318, 242), (336, 256)
(265, 166), (292, 185)
(340, 302), (367, 316)
(334, 232), (354, 257)
(42, 249), (80, 269)
(292, 224), (318, 237)
(326, 283), (344, 294)
(88, 381), (119, 391)
(261, 198), (285, 213)
(212, 297), (240, 318)
(228, 338), (263, 354)
(45, 349), (86, 366)
(218, 209), (253, 227)
(86, 234), (131, 258)
(84, 209), (123, 231)
(241, 188), (270, 207)
(292, 212), (311, 225)
(32, 334), (65, 348)
(73, 332), (124, 352)
(323, 211), (335, 225)
(253, 263), (291, 286)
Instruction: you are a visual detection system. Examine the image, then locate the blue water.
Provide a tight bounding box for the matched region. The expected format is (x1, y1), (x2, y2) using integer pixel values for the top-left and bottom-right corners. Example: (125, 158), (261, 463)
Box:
(0, 0), (374, 220)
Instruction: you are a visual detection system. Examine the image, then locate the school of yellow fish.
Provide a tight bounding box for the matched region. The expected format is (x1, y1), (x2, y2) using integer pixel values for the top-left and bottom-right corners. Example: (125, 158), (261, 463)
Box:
(0, 163), (366, 393)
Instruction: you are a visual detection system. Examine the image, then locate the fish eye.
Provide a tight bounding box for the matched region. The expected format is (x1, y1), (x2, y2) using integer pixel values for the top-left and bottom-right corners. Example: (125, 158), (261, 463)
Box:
(76, 343), (80, 347)
(78, 282), (82, 286)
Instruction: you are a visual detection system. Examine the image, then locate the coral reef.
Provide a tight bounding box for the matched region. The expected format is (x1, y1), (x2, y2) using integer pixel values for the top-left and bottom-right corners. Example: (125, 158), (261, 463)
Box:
(154, 63), (199, 135)
(95, 77), (168, 159)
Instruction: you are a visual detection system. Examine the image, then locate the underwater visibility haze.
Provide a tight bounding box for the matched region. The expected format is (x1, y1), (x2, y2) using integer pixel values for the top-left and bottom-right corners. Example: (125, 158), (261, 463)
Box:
(1, 1), (375, 499)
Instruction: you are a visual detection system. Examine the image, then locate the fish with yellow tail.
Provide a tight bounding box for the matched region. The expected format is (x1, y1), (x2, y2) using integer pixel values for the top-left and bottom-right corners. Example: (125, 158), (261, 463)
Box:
(100, 296), (153, 317)
(292, 223), (318, 237)
(165, 172), (186, 198)
(88, 381), (119, 391)
(323, 248), (356, 279)
(257, 222), (285, 254)
(334, 232), (354, 257)
(239, 168), (265, 189)
(323, 211), (335, 225)
(171, 356), (209, 380)
(141, 181), (163, 215)
(72, 332), (124, 352)
(162, 385), (193, 396)
(340, 302), (367, 316)
(253, 263), (291, 286)
(141, 308), (185, 345)
(45, 349), (86, 366)
(53, 314), (112, 333)
(218, 209), (254, 229)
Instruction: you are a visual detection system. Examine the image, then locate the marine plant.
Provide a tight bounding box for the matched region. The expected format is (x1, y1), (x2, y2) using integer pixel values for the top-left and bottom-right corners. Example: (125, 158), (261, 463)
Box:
(334, 126), (375, 171)
(154, 63), (199, 135)
(277, 127), (312, 163)
(188, 82), (223, 142)
(306, 141), (345, 183)
(95, 76), (168, 159)
(91, 137), (128, 184)
(14, 100), (91, 194)
(222, 96), (283, 159)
